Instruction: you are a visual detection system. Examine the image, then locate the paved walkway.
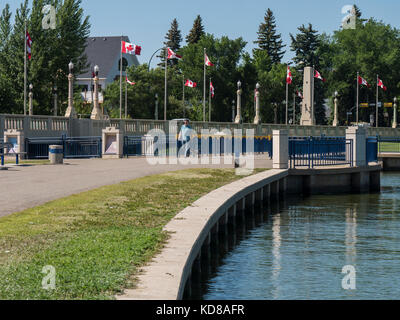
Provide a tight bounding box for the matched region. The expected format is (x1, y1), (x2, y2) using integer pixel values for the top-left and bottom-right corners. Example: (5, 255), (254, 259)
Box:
(0, 156), (272, 218)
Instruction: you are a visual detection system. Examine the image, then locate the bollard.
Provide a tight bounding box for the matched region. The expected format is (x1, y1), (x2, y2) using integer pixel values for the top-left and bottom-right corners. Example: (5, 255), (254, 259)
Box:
(49, 145), (63, 165)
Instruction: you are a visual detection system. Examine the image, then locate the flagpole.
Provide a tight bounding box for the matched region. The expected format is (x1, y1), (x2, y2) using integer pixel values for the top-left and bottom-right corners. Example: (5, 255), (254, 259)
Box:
(120, 35), (123, 119)
(285, 75), (289, 125)
(356, 71), (359, 124)
(24, 20), (27, 116)
(125, 70), (127, 118)
(209, 77), (211, 122)
(164, 47), (167, 121)
(293, 92), (296, 125)
(182, 75), (185, 118)
(203, 48), (206, 122)
(376, 74), (379, 127)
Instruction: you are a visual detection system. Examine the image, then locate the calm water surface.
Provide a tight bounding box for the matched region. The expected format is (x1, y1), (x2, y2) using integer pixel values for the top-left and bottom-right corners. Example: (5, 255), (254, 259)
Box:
(195, 172), (400, 300)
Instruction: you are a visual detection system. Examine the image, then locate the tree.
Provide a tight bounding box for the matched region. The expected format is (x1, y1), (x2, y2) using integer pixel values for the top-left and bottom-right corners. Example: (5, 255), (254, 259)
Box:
(186, 15), (205, 45)
(290, 23), (326, 124)
(253, 8), (285, 65)
(158, 18), (182, 67)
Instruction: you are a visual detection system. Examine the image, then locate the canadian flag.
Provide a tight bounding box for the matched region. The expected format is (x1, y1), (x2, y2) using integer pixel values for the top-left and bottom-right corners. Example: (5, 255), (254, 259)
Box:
(126, 76), (136, 86)
(205, 54), (214, 67)
(167, 48), (182, 60)
(378, 78), (387, 91)
(121, 41), (141, 55)
(296, 90), (303, 99)
(314, 70), (326, 82)
(210, 81), (214, 98)
(185, 80), (197, 88)
(26, 31), (32, 60)
(358, 75), (370, 87)
(286, 66), (292, 84)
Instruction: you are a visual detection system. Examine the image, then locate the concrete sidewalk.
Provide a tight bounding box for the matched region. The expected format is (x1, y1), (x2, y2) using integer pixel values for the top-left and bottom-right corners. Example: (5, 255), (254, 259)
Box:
(0, 156), (272, 218)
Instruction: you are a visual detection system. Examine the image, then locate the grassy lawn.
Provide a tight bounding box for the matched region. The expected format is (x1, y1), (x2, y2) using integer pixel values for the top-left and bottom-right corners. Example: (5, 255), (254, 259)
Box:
(0, 168), (266, 300)
(378, 142), (400, 153)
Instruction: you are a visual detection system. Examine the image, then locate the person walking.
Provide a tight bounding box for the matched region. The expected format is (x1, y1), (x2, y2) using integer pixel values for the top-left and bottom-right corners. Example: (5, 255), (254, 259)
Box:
(178, 119), (191, 157)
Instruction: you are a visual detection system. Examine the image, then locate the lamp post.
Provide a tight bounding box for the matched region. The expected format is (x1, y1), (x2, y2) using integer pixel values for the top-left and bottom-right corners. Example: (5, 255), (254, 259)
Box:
(254, 83), (261, 124)
(53, 85), (58, 116)
(90, 65), (102, 120)
(155, 93), (159, 120)
(393, 97), (398, 128)
(232, 100), (235, 123)
(234, 80), (242, 124)
(274, 103), (278, 124)
(65, 61), (77, 118)
(333, 91), (338, 127)
(28, 84), (33, 116)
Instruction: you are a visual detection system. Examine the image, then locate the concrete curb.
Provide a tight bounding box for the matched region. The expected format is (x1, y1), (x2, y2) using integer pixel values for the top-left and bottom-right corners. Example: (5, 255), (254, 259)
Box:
(117, 169), (288, 300)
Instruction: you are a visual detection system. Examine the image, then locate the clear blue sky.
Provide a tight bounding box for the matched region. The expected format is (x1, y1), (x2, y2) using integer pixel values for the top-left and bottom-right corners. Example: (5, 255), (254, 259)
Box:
(6, 0), (400, 67)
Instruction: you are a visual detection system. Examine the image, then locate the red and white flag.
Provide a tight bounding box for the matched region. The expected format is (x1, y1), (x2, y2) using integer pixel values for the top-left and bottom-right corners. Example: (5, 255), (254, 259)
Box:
(121, 41), (141, 55)
(210, 81), (214, 98)
(286, 66), (292, 84)
(378, 78), (387, 91)
(296, 90), (303, 99)
(358, 75), (370, 87)
(26, 31), (32, 60)
(126, 76), (136, 86)
(205, 54), (214, 67)
(167, 48), (182, 60)
(185, 80), (197, 88)
(314, 70), (326, 82)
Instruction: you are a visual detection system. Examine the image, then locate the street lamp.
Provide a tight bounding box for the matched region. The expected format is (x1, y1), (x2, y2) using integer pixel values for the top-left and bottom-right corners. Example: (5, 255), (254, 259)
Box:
(28, 84), (33, 116)
(65, 61), (77, 118)
(155, 93), (159, 120)
(53, 85), (58, 116)
(90, 65), (102, 120)
(393, 97), (398, 128)
(232, 100), (235, 123)
(333, 91), (338, 127)
(234, 81), (242, 124)
(254, 82), (261, 124)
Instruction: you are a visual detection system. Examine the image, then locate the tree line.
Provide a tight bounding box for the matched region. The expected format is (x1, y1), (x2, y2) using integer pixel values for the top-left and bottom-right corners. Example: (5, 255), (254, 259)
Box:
(1, 2), (400, 126)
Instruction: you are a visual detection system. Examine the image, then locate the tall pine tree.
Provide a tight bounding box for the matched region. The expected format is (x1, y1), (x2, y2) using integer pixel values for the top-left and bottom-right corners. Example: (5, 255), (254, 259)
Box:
(158, 18), (182, 67)
(290, 23), (326, 124)
(254, 8), (285, 65)
(186, 15), (205, 44)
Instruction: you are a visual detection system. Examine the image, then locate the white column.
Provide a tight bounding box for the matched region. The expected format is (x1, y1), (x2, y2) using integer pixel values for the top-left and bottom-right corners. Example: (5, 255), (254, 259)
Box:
(234, 87), (242, 124)
(333, 96), (338, 127)
(346, 126), (367, 167)
(65, 73), (77, 118)
(272, 129), (288, 169)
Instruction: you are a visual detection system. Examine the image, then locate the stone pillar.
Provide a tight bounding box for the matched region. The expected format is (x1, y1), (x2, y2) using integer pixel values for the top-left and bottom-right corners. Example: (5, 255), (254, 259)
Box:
(272, 129), (288, 169)
(333, 95), (338, 127)
(91, 76), (103, 120)
(65, 73), (77, 118)
(346, 126), (367, 167)
(234, 88), (242, 124)
(254, 89), (261, 124)
(4, 129), (25, 158)
(300, 67), (313, 126)
(392, 98), (397, 129)
(28, 90), (33, 116)
(102, 127), (124, 158)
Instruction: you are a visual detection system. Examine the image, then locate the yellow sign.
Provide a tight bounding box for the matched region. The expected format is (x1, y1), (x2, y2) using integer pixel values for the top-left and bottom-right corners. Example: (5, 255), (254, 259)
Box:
(360, 103), (369, 108)
(384, 103), (393, 108)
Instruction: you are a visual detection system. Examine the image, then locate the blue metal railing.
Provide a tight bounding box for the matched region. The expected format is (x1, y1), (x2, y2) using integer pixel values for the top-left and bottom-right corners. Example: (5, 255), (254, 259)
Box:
(377, 136), (400, 153)
(25, 136), (102, 159)
(289, 136), (353, 169)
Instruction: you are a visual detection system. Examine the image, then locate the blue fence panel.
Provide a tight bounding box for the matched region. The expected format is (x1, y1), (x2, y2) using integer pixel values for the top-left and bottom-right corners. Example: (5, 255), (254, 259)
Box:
(366, 136), (378, 163)
(63, 137), (101, 158)
(377, 136), (400, 153)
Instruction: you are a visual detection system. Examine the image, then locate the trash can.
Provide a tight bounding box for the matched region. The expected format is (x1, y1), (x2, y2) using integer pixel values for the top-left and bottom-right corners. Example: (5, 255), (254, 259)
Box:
(49, 145), (63, 164)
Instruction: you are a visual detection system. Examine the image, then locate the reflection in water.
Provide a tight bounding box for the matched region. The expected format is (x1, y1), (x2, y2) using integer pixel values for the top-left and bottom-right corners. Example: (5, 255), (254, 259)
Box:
(193, 173), (400, 300)
(271, 214), (281, 299)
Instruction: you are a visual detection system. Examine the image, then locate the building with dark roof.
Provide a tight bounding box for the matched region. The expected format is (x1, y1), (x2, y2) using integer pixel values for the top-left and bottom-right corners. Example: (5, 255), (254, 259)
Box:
(77, 36), (140, 103)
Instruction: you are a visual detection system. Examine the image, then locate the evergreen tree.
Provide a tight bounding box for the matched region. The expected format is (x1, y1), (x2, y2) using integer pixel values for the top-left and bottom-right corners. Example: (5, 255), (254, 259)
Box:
(253, 8), (285, 65)
(290, 23), (326, 124)
(158, 18), (182, 67)
(186, 15), (205, 44)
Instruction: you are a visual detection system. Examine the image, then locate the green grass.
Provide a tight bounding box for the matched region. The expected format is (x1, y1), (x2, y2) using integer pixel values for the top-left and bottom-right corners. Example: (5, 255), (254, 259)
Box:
(378, 142), (400, 153)
(0, 168), (266, 300)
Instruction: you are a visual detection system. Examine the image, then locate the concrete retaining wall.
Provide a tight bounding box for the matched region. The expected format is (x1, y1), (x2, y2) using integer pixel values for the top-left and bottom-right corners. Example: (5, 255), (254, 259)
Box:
(118, 164), (381, 300)
(379, 154), (400, 171)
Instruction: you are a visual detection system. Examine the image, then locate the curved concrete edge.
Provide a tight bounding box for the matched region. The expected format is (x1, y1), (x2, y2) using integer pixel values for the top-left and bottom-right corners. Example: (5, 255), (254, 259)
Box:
(117, 169), (288, 300)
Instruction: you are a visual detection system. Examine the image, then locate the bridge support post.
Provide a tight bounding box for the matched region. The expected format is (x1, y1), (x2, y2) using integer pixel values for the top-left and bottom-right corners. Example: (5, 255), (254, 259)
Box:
(346, 126), (367, 167)
(273, 130), (288, 169)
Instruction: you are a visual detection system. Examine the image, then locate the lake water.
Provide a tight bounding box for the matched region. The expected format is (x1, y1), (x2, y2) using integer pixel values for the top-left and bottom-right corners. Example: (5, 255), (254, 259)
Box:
(191, 172), (400, 300)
